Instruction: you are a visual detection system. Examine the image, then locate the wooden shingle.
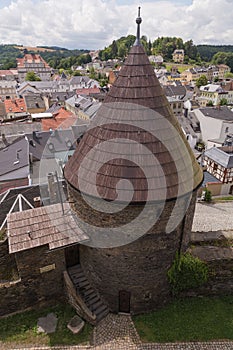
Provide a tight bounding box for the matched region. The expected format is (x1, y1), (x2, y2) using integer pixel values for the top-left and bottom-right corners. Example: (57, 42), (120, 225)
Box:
(64, 44), (203, 202)
(7, 203), (89, 253)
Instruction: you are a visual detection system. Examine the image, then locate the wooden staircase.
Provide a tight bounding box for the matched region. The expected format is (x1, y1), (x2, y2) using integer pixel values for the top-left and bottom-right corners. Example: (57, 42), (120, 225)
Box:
(67, 264), (109, 323)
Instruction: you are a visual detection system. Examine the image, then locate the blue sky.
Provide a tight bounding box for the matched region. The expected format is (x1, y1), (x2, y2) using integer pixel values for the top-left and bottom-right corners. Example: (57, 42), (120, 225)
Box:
(0, 0), (232, 49)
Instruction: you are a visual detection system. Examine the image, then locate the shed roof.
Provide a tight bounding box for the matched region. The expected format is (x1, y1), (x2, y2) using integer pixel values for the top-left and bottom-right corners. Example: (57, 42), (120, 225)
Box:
(64, 16), (203, 202)
(7, 202), (88, 253)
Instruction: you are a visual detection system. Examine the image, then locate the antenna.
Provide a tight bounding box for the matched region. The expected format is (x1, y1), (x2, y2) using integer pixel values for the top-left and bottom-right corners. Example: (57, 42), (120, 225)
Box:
(134, 6), (142, 46)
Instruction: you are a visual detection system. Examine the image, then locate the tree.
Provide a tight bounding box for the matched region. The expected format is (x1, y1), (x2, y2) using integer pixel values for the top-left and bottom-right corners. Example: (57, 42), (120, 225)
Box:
(206, 100), (213, 107)
(220, 98), (228, 106)
(25, 71), (41, 81)
(117, 43), (127, 59)
(196, 75), (208, 88)
(225, 72), (233, 79)
(111, 40), (118, 57)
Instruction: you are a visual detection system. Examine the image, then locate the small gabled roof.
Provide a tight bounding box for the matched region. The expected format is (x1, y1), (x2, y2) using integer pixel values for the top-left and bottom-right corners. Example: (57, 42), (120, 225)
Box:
(41, 107), (75, 131)
(199, 106), (233, 121)
(4, 98), (27, 114)
(26, 129), (77, 160)
(200, 84), (223, 93)
(24, 94), (46, 110)
(164, 85), (186, 98)
(204, 146), (233, 169)
(0, 137), (29, 177)
(0, 185), (40, 228)
(7, 202), (89, 254)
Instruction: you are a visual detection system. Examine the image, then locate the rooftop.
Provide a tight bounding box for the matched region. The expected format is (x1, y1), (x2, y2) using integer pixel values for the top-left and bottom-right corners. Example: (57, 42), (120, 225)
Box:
(204, 146), (233, 169)
(64, 12), (202, 202)
(0, 137), (29, 177)
(199, 106), (233, 121)
(7, 202), (88, 254)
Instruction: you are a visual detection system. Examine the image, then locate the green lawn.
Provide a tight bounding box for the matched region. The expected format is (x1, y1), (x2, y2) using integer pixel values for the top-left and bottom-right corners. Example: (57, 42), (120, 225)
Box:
(213, 196), (233, 202)
(165, 63), (193, 73)
(133, 296), (233, 343)
(0, 303), (93, 347)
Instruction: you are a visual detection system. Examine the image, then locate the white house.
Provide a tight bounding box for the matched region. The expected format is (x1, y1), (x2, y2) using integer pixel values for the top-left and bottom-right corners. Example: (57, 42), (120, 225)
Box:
(192, 106), (233, 149)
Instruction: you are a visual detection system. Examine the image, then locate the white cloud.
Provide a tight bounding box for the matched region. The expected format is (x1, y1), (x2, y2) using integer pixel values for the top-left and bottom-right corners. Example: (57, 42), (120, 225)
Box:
(0, 0), (232, 49)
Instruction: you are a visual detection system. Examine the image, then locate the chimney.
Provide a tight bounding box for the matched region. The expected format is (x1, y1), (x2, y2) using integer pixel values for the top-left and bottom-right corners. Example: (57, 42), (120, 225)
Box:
(47, 172), (57, 204)
(33, 196), (41, 207)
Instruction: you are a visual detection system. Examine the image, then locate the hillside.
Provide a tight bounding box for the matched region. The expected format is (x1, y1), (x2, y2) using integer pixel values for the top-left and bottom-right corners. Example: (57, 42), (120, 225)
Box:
(0, 44), (90, 70)
(14, 45), (56, 52)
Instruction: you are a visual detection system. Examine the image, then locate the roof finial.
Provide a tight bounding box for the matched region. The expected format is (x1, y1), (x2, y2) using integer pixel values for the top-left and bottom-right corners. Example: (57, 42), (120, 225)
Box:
(134, 6), (142, 46)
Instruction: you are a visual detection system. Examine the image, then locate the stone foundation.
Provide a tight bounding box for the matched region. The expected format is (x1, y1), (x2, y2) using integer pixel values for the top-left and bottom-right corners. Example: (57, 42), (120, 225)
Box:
(0, 245), (66, 316)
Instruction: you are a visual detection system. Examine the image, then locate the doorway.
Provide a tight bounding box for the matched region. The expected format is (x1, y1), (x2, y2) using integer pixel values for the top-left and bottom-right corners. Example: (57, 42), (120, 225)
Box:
(229, 185), (233, 195)
(119, 290), (131, 313)
(65, 245), (80, 268)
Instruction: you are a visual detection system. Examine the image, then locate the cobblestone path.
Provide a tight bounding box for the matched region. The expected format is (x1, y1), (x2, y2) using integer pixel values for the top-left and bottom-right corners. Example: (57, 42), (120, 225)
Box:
(1, 313), (233, 350)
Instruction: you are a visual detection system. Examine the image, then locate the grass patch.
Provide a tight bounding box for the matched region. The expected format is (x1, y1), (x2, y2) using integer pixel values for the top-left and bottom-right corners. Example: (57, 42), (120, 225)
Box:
(0, 303), (92, 347)
(165, 63), (193, 73)
(213, 196), (233, 202)
(133, 296), (233, 343)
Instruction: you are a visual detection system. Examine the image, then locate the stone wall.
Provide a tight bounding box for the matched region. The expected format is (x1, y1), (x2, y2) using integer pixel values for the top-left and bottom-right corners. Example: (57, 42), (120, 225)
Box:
(0, 238), (18, 282)
(69, 185), (198, 314)
(0, 244), (66, 316)
(186, 231), (233, 297)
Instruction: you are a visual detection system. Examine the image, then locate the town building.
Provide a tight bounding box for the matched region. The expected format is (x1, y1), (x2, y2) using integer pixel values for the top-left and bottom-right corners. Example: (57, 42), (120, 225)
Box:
(172, 49), (184, 63)
(0, 80), (18, 101)
(203, 146), (233, 184)
(16, 53), (52, 82)
(191, 106), (233, 148)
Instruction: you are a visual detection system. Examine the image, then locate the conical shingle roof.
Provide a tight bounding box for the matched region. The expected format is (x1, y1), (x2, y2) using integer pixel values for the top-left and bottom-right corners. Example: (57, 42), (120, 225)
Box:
(64, 14), (203, 203)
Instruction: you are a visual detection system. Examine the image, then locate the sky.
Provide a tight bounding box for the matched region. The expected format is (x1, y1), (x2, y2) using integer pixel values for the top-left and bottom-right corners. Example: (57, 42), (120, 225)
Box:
(0, 0), (232, 50)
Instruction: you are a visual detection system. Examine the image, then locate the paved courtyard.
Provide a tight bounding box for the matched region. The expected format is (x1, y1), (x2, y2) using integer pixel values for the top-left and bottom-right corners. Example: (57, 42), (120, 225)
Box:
(192, 201), (233, 232)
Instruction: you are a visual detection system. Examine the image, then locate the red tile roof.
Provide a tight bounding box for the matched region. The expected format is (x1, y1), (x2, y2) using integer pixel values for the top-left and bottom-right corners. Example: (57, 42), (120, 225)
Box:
(76, 87), (101, 95)
(4, 98), (27, 113)
(42, 107), (77, 131)
(17, 54), (51, 69)
(0, 70), (15, 76)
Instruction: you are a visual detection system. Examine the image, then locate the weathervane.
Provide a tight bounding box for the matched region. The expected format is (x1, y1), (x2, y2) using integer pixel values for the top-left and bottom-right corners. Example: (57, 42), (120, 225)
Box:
(135, 6), (142, 46)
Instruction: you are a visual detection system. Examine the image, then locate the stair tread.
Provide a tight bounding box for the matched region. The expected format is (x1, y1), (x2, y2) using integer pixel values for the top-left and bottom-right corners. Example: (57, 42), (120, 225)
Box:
(86, 296), (100, 306)
(89, 300), (103, 311)
(66, 264), (109, 324)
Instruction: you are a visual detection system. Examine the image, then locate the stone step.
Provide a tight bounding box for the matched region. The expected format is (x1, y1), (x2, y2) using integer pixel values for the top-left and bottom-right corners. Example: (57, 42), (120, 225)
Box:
(83, 288), (96, 297)
(67, 264), (109, 324)
(86, 295), (100, 307)
(89, 299), (103, 312)
(95, 305), (109, 321)
(72, 272), (85, 279)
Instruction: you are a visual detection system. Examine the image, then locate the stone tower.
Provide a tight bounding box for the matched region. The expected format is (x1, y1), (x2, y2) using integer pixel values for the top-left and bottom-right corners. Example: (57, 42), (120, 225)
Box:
(64, 9), (203, 314)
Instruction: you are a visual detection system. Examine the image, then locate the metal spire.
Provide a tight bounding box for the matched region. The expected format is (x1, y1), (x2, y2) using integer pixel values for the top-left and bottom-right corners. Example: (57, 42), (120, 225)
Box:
(134, 6), (142, 46)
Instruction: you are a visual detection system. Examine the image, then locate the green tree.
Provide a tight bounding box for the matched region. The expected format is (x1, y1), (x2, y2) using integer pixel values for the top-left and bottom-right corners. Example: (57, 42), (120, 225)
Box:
(196, 75), (208, 88)
(167, 252), (209, 296)
(25, 71), (41, 81)
(117, 43), (127, 59)
(225, 72), (233, 79)
(204, 189), (212, 202)
(220, 98), (228, 106)
(111, 40), (118, 57)
(206, 100), (214, 107)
